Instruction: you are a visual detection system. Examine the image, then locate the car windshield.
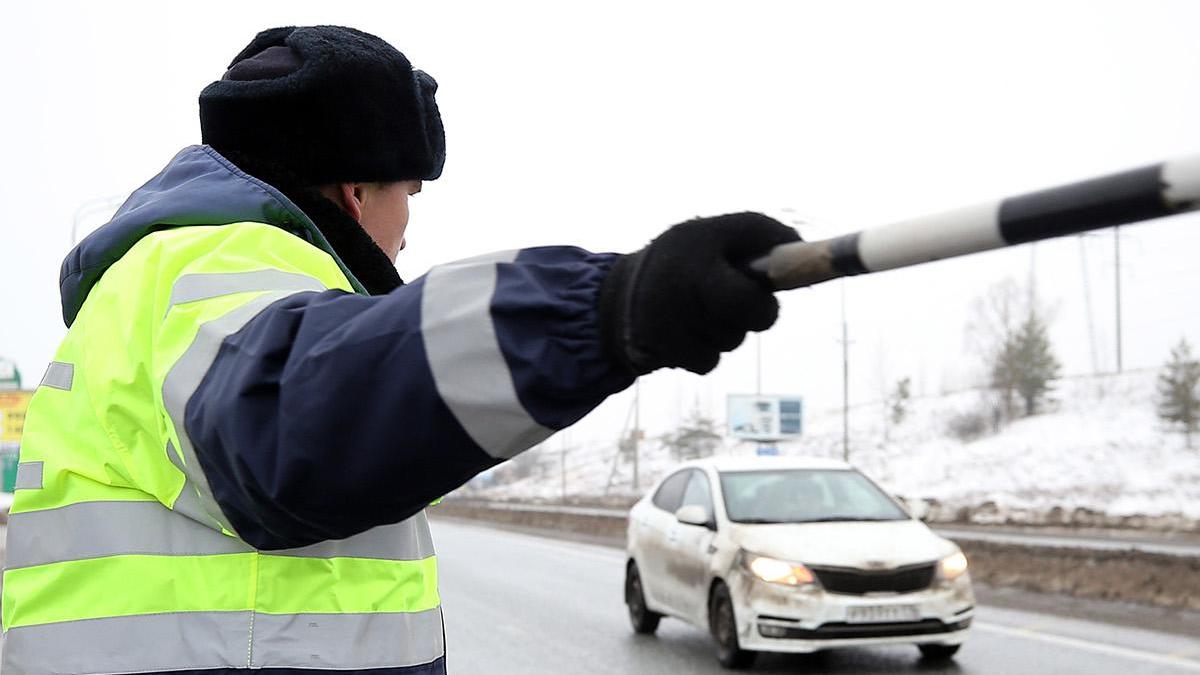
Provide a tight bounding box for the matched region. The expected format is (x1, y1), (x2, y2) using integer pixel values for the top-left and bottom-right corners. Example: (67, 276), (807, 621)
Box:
(719, 469), (909, 524)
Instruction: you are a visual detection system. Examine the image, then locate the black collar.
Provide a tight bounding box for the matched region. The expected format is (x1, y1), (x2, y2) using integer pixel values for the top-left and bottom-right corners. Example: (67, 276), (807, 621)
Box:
(221, 151), (403, 295)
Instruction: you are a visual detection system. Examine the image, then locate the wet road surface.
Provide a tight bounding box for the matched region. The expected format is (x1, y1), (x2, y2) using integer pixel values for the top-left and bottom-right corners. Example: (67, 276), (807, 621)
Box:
(436, 520), (1200, 674)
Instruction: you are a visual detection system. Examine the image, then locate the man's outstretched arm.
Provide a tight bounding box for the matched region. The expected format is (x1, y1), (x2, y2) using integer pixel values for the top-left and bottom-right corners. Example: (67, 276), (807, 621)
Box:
(170, 214), (798, 550)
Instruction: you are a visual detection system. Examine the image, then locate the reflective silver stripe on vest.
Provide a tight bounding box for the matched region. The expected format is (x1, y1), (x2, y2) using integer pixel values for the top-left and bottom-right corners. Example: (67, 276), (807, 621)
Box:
(2, 611), (253, 674)
(167, 269), (327, 316)
(38, 361), (73, 391)
(4, 500), (432, 569)
(277, 512), (435, 560)
(13, 462), (43, 490)
(1, 609), (445, 674)
(3, 500), (251, 569)
(420, 251), (555, 458)
(165, 439), (212, 526)
(162, 289), (317, 534)
(252, 608), (444, 669)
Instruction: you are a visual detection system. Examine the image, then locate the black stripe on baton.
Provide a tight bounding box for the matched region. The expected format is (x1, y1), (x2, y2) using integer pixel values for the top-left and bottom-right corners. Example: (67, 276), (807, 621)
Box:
(829, 232), (868, 276)
(997, 164), (1168, 245)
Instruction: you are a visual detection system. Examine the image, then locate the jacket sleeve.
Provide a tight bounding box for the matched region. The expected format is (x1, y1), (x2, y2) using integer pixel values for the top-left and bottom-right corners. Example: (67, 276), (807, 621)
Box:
(172, 246), (634, 549)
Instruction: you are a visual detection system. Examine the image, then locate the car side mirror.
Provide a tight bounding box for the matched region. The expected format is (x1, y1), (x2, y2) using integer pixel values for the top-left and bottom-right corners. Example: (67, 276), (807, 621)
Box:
(893, 494), (928, 521)
(676, 505), (715, 530)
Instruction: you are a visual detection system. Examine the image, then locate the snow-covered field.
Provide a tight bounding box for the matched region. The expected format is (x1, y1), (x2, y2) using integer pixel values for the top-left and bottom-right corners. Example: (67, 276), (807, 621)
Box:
(467, 370), (1200, 526)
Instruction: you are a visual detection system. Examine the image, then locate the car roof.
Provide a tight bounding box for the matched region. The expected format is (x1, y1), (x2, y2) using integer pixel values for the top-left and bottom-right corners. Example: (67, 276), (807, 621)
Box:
(680, 455), (853, 473)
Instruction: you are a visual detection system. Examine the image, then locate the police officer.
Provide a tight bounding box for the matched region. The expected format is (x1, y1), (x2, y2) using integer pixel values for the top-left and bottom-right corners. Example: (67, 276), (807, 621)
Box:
(1, 25), (798, 675)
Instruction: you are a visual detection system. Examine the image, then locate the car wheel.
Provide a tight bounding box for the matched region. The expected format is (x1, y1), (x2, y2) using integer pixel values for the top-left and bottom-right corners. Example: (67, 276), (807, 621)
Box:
(625, 561), (662, 635)
(709, 583), (757, 669)
(918, 643), (961, 661)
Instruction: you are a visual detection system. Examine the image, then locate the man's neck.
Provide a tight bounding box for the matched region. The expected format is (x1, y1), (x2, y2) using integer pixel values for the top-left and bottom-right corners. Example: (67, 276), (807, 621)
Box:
(220, 151), (403, 295)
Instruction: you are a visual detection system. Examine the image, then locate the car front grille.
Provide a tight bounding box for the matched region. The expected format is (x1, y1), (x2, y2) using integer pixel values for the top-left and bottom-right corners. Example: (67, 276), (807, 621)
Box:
(759, 617), (971, 640)
(809, 562), (937, 595)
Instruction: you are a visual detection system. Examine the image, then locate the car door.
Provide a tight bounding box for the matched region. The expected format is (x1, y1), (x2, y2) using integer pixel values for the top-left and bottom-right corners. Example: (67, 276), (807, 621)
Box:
(637, 469), (691, 613)
(664, 469), (718, 623)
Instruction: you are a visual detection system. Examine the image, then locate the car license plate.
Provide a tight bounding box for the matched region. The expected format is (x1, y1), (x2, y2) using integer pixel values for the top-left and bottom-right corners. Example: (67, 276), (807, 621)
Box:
(845, 604), (920, 623)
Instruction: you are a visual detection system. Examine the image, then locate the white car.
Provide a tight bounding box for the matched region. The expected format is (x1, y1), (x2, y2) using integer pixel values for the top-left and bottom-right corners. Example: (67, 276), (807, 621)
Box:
(624, 456), (974, 669)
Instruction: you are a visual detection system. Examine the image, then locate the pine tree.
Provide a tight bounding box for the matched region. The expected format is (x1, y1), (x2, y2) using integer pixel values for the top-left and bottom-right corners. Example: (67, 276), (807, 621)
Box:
(1157, 338), (1200, 449)
(1013, 309), (1061, 416)
(993, 307), (1060, 417)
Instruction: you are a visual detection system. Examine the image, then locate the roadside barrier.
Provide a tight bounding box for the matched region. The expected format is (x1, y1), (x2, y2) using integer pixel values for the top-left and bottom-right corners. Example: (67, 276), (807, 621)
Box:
(433, 499), (1200, 611)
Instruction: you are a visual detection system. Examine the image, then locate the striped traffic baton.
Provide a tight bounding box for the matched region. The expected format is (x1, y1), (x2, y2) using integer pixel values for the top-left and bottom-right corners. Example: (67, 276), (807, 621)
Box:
(752, 155), (1200, 290)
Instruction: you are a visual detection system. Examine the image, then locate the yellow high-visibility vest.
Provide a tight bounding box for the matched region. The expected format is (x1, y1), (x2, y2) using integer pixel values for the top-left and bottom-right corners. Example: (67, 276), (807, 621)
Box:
(2, 222), (442, 674)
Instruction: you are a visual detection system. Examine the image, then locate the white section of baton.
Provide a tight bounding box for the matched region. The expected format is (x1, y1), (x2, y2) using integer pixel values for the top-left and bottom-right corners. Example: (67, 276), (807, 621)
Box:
(1163, 155), (1200, 208)
(856, 200), (1004, 273)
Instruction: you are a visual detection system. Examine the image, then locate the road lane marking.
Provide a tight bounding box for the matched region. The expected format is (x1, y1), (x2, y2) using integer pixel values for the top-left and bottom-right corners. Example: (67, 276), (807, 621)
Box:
(976, 622), (1200, 672)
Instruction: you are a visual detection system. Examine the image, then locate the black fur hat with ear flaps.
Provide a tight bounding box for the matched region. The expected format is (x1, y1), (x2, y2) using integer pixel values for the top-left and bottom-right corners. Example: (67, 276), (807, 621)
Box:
(200, 26), (445, 185)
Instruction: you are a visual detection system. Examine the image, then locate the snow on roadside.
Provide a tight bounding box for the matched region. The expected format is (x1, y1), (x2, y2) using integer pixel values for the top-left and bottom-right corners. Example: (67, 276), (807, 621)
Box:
(469, 370), (1200, 524)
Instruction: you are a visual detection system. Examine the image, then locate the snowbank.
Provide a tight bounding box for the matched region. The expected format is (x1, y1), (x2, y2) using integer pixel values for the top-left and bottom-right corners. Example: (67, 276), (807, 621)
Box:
(467, 370), (1200, 527)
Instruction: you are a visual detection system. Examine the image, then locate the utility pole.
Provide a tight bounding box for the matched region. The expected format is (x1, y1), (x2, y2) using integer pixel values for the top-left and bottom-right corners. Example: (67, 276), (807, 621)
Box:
(1114, 226), (1124, 373)
(603, 395), (638, 496)
(755, 334), (762, 396)
(1028, 243), (1038, 306)
(1079, 235), (1100, 374)
(560, 433), (569, 505)
(632, 380), (640, 491)
(840, 280), (850, 462)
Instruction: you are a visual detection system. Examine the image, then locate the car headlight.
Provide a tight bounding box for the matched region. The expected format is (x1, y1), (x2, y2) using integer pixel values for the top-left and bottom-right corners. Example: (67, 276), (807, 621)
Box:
(743, 552), (815, 586)
(939, 551), (969, 580)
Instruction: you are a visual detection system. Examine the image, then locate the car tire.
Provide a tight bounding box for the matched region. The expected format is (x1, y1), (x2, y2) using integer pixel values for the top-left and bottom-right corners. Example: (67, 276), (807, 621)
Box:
(709, 583), (757, 669)
(918, 643), (961, 661)
(625, 561), (662, 635)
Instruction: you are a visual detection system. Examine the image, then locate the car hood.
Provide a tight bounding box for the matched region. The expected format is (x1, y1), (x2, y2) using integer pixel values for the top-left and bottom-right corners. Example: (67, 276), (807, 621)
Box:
(731, 520), (956, 569)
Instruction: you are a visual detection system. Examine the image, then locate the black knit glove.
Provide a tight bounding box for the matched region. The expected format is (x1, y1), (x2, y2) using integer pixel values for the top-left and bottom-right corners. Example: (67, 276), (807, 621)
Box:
(599, 212), (801, 375)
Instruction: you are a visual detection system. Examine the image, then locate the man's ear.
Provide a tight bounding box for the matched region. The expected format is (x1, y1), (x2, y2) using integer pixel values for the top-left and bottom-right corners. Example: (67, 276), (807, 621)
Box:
(335, 183), (365, 223)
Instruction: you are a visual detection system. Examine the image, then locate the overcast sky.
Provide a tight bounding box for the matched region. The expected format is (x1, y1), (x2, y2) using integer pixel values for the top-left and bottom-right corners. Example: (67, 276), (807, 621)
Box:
(2, 0), (1199, 449)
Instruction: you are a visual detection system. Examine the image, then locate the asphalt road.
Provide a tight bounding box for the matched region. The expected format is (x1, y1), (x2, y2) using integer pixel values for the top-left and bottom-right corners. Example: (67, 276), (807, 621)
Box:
(435, 520), (1200, 675)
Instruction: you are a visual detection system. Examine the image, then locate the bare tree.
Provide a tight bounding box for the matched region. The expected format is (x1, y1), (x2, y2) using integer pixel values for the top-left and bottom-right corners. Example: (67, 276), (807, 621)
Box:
(967, 279), (1023, 421)
(1157, 337), (1200, 448)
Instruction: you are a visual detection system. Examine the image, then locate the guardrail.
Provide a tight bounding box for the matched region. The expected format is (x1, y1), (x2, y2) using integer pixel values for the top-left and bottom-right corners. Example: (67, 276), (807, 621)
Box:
(931, 527), (1200, 558)
(441, 499), (1200, 557)
(433, 499), (1200, 610)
